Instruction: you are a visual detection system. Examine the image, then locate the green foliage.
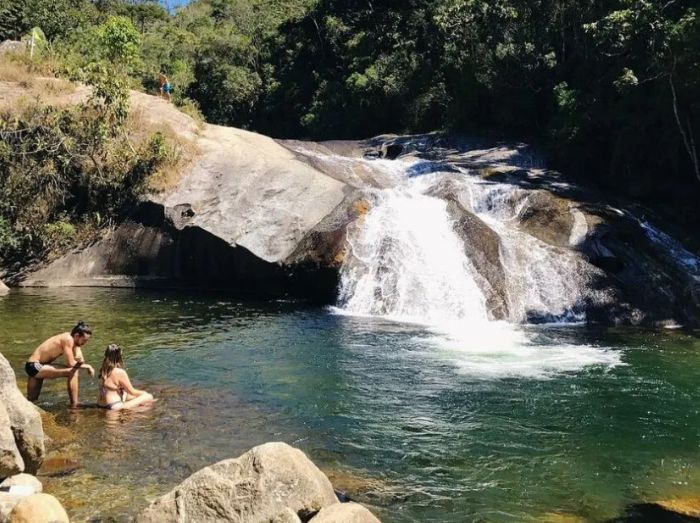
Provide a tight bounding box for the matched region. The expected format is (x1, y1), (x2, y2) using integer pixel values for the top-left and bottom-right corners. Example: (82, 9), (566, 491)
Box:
(96, 16), (141, 68)
(0, 66), (170, 265)
(43, 220), (77, 250)
(0, 0), (698, 228)
(0, 0), (96, 41)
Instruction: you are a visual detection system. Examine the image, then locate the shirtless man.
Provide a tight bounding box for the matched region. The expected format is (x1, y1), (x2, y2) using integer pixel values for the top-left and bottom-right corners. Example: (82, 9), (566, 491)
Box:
(25, 321), (95, 408)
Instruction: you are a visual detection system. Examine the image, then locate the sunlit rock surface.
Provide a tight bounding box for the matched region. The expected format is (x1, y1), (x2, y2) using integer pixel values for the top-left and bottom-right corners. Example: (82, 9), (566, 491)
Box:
(137, 442), (339, 523)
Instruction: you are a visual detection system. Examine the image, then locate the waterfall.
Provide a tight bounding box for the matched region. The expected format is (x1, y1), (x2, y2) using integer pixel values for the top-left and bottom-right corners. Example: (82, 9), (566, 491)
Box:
(338, 183), (489, 324)
(286, 141), (696, 329)
(281, 143), (625, 377)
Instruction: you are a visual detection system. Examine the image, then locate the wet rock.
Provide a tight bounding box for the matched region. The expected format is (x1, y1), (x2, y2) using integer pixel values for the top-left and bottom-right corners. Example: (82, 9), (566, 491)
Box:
(8, 493), (68, 523)
(137, 442), (338, 523)
(324, 470), (388, 499)
(0, 280), (8, 296)
(0, 474), (41, 494)
(447, 201), (509, 319)
(286, 193), (368, 269)
(515, 191), (574, 247)
(380, 143), (403, 160)
(310, 502), (381, 523)
(429, 179), (509, 319)
(0, 354), (44, 474)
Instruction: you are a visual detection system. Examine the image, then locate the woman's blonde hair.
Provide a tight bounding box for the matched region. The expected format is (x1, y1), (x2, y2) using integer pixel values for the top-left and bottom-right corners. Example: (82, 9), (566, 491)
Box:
(100, 344), (124, 381)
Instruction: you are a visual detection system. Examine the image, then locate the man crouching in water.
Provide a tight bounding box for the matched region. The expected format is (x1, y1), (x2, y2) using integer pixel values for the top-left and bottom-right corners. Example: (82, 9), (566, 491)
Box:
(25, 321), (95, 408)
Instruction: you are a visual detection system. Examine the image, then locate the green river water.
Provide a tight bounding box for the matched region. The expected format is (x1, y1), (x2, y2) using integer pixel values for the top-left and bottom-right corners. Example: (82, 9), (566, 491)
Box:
(2, 287), (700, 522)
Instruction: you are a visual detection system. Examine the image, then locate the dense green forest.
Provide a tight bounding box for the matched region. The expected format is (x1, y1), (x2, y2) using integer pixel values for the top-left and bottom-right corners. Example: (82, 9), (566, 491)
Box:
(1, 0), (699, 207)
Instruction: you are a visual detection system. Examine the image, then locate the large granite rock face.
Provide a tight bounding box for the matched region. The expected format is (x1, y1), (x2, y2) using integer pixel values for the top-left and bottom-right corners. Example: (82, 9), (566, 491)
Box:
(157, 126), (350, 264)
(0, 354), (44, 475)
(137, 442), (339, 523)
(18, 116), (361, 302)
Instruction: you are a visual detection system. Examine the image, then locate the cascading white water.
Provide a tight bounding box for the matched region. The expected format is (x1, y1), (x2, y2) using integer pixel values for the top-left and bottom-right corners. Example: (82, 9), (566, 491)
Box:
(280, 146), (625, 377)
(338, 184), (489, 324)
(463, 181), (605, 322)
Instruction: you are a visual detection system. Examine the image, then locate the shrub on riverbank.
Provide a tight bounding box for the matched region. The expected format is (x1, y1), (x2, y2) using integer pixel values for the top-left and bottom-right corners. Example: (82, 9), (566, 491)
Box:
(0, 57), (186, 268)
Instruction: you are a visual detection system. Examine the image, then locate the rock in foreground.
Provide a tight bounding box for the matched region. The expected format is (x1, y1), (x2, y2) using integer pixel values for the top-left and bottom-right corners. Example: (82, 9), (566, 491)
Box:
(0, 404), (23, 478)
(8, 493), (68, 523)
(0, 280), (7, 296)
(0, 354), (44, 474)
(138, 442), (341, 523)
(310, 502), (381, 523)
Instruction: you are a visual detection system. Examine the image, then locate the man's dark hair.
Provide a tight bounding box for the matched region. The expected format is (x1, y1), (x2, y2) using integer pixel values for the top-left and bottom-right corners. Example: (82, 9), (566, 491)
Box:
(70, 321), (92, 337)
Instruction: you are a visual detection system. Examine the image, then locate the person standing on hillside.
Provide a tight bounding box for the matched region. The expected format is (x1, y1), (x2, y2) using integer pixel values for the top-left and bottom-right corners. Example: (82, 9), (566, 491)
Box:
(159, 73), (172, 102)
(25, 321), (95, 408)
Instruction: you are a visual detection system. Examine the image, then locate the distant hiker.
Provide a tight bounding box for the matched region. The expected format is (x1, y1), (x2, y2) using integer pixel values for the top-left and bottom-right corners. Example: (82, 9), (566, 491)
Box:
(159, 73), (172, 102)
(97, 344), (155, 411)
(25, 321), (95, 408)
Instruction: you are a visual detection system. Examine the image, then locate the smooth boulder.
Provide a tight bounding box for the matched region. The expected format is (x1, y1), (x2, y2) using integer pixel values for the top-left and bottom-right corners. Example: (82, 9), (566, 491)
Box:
(0, 493), (23, 523)
(138, 442), (338, 523)
(0, 354), (45, 474)
(0, 280), (8, 296)
(0, 404), (23, 478)
(310, 502), (381, 523)
(8, 493), (68, 523)
(0, 474), (42, 494)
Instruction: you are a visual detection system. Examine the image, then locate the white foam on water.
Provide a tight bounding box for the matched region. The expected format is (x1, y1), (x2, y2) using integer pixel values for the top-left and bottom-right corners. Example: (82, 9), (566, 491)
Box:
(421, 319), (622, 379)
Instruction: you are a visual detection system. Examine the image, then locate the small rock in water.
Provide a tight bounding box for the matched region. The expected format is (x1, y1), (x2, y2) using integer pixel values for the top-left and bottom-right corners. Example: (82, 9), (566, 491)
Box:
(8, 493), (69, 523)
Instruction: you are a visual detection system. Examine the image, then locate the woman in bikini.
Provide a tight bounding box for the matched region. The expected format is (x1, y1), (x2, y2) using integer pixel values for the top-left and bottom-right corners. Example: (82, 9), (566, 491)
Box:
(97, 344), (154, 410)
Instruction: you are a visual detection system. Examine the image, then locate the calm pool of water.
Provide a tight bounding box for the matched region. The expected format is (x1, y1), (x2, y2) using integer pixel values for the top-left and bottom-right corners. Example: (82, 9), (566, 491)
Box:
(2, 288), (700, 522)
